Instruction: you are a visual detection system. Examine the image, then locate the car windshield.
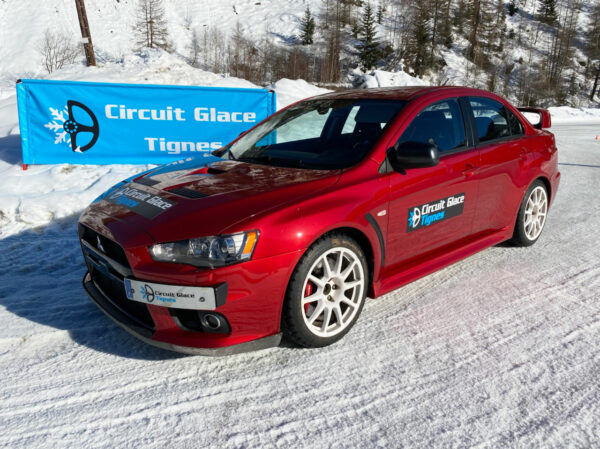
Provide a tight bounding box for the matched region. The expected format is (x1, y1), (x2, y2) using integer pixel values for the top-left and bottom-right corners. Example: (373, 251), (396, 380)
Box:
(223, 99), (406, 170)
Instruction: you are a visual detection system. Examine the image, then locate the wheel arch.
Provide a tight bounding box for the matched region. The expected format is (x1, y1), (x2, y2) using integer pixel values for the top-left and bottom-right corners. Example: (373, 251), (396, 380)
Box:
(324, 227), (375, 294)
(279, 226), (377, 330)
(536, 175), (552, 203)
(279, 226), (375, 342)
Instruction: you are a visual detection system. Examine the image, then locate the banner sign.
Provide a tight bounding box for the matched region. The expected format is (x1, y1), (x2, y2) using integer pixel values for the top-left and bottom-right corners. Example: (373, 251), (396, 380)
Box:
(16, 79), (276, 165)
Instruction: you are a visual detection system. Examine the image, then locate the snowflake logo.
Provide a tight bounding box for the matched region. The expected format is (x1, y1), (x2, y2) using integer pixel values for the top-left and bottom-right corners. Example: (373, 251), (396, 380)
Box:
(44, 106), (72, 148)
(43, 100), (100, 153)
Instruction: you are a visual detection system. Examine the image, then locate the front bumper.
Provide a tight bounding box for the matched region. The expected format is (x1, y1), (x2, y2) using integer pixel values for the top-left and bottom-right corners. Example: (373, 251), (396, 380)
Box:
(79, 222), (298, 355)
(83, 272), (282, 356)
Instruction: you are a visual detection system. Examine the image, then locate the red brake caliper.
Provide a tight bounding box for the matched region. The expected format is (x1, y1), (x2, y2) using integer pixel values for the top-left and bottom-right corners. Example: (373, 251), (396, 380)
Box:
(304, 282), (314, 313)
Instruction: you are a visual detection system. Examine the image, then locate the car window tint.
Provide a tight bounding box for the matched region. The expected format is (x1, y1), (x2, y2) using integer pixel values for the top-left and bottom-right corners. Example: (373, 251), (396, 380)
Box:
(232, 99), (406, 169)
(507, 109), (525, 136)
(469, 97), (511, 142)
(396, 99), (466, 152)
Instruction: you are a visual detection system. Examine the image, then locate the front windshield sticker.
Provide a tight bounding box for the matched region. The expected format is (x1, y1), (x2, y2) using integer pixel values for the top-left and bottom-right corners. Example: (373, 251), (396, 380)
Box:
(407, 193), (465, 232)
(104, 184), (176, 219)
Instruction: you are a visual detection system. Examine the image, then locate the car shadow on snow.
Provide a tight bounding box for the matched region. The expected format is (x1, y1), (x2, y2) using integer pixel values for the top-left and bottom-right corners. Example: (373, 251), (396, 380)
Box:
(0, 214), (183, 360)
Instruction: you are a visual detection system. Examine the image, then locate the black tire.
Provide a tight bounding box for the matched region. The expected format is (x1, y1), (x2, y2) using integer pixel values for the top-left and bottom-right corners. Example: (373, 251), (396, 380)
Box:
(282, 233), (368, 348)
(511, 180), (549, 247)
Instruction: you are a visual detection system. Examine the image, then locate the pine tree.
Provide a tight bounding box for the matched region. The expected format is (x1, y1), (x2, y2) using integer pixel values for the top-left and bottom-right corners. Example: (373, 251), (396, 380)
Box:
(508, 1), (519, 16)
(358, 3), (379, 71)
(411, 3), (431, 76)
(299, 7), (316, 45)
(539, 0), (558, 25)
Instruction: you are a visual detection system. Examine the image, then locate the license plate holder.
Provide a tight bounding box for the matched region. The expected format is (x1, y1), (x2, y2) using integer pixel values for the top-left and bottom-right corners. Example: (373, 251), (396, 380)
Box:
(124, 278), (216, 310)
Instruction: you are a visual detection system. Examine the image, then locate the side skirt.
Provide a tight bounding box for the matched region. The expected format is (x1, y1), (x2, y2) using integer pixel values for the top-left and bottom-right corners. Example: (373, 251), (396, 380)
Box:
(374, 228), (511, 297)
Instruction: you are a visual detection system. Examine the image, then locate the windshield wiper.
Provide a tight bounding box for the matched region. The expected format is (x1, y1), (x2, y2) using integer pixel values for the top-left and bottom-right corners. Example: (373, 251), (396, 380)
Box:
(238, 154), (308, 169)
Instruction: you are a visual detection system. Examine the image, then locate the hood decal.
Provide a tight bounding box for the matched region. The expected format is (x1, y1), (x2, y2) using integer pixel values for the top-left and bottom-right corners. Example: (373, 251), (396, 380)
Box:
(104, 184), (177, 219)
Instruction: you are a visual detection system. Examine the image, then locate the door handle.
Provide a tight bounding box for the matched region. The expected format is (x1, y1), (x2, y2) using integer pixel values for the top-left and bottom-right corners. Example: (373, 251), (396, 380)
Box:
(462, 164), (478, 178)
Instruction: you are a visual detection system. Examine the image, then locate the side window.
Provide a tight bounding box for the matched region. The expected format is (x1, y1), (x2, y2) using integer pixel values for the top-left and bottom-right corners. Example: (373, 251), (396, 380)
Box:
(469, 97), (512, 142)
(507, 109), (525, 136)
(396, 99), (466, 153)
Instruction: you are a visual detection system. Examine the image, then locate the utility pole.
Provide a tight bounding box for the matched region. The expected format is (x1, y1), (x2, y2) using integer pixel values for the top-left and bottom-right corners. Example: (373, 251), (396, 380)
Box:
(74, 0), (97, 66)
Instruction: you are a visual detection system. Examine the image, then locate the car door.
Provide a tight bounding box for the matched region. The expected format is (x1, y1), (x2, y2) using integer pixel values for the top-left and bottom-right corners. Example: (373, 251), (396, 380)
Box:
(385, 98), (480, 268)
(466, 96), (528, 233)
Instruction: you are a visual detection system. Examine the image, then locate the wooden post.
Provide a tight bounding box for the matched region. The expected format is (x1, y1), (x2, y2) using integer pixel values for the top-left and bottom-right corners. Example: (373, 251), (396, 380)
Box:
(74, 0), (97, 66)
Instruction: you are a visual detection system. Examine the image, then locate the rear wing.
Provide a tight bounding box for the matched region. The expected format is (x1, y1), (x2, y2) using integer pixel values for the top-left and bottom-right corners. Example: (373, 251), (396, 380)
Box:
(517, 107), (551, 129)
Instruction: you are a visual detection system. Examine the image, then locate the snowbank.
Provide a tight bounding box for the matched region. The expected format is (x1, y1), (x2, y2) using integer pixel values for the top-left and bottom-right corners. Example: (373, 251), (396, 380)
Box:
(548, 106), (600, 124)
(352, 69), (429, 89)
(269, 78), (330, 109)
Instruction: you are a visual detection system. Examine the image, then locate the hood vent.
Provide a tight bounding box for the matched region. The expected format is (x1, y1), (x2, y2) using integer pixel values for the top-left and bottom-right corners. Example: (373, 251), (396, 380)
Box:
(134, 177), (160, 187)
(207, 166), (227, 175)
(190, 165), (229, 176)
(168, 187), (209, 199)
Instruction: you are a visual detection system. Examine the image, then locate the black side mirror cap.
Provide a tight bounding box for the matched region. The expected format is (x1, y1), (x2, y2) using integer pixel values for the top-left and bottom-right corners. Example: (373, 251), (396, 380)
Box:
(386, 141), (440, 172)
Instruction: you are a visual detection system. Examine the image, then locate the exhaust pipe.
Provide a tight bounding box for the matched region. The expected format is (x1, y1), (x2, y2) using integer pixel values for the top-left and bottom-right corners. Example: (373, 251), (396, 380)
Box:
(202, 313), (222, 330)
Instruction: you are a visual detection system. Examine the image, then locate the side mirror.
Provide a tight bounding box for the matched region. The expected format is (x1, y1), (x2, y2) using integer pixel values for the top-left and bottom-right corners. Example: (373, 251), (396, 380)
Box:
(386, 141), (439, 172)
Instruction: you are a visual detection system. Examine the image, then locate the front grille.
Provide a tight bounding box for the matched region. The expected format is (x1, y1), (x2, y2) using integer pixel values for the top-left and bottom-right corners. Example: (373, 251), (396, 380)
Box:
(91, 268), (155, 330)
(168, 187), (208, 199)
(79, 224), (129, 267)
(79, 224), (155, 331)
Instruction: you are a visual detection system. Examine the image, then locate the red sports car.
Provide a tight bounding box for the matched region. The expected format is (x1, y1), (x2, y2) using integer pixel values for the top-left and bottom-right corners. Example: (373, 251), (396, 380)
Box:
(79, 86), (560, 355)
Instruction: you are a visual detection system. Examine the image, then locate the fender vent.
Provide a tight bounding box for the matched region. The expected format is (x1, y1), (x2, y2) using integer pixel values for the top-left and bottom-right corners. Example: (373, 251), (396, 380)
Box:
(134, 177), (160, 186)
(168, 187), (209, 199)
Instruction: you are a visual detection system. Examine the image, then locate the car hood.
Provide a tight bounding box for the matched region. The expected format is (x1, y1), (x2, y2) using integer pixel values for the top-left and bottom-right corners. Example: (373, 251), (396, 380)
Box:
(82, 157), (340, 244)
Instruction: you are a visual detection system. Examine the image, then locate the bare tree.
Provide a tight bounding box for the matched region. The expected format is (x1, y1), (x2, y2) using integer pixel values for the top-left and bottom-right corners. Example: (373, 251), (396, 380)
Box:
(134, 0), (172, 51)
(38, 29), (81, 73)
(189, 29), (201, 67)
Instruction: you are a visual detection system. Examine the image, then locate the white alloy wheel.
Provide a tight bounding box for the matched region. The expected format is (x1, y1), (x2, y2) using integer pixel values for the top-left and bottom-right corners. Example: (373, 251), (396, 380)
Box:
(523, 186), (548, 241)
(300, 247), (365, 338)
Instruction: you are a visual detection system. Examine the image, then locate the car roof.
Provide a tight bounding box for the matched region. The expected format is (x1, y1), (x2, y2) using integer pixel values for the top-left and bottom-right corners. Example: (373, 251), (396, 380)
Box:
(308, 86), (500, 103)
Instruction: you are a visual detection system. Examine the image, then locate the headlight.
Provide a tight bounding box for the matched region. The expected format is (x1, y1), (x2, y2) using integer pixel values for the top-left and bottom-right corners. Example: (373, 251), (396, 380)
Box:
(149, 231), (259, 268)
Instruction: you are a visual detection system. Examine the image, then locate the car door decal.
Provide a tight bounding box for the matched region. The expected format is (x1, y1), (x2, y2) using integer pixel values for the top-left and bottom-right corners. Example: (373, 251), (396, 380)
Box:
(407, 193), (465, 232)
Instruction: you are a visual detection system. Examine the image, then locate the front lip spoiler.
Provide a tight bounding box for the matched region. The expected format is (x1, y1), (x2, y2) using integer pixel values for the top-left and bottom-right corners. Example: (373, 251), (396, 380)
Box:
(83, 272), (282, 356)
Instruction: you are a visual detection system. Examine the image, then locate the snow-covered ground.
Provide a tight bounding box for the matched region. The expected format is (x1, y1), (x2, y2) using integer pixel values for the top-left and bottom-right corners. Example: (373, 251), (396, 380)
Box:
(1, 64), (600, 446)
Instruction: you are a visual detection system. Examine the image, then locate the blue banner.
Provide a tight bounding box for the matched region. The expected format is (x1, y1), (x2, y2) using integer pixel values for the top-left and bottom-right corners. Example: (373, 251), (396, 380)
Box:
(16, 79), (276, 165)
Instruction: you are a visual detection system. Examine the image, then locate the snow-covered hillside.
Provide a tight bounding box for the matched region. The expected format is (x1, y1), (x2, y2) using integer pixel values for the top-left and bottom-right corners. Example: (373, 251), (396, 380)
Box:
(2, 0), (599, 107)
(0, 0), (325, 83)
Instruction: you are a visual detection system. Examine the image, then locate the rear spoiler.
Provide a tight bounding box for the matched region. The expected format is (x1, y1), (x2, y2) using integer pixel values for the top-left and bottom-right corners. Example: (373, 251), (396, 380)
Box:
(517, 107), (551, 129)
